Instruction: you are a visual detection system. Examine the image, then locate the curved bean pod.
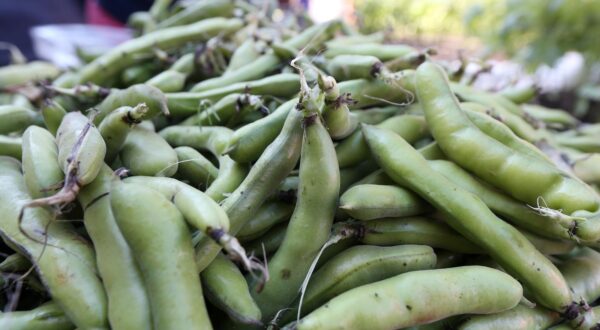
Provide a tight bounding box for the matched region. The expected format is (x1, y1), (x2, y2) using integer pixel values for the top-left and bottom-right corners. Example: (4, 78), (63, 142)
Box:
(204, 155), (248, 203)
(78, 165), (151, 330)
(174, 146), (219, 189)
(457, 304), (560, 330)
(21, 126), (63, 198)
(0, 105), (38, 134)
(363, 124), (576, 314)
(111, 181), (212, 330)
(293, 266), (522, 330)
(98, 103), (148, 162)
(0, 157), (108, 329)
(339, 184), (430, 220)
(159, 125), (233, 156)
(119, 126), (178, 177)
(0, 302), (74, 330)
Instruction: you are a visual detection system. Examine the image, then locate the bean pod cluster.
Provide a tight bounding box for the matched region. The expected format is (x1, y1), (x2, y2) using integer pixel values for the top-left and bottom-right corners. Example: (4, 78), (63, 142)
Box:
(1, 1), (600, 329)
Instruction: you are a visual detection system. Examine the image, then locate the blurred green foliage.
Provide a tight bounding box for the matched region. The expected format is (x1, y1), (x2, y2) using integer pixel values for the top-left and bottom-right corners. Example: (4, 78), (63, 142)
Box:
(354, 0), (600, 68)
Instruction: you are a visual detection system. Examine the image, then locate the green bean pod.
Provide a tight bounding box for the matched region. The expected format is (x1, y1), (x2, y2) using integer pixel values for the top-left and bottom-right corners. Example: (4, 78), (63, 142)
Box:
(319, 75), (359, 139)
(227, 98), (297, 163)
(559, 248), (600, 304)
(111, 181), (212, 330)
(0, 105), (38, 134)
(251, 114), (340, 319)
(522, 104), (579, 128)
(293, 245), (436, 320)
(159, 125), (233, 156)
(428, 160), (577, 241)
(0, 61), (60, 88)
(0, 135), (22, 159)
(336, 114), (428, 168)
(21, 126), (63, 199)
(416, 62), (599, 215)
(357, 217), (480, 254)
(156, 0), (235, 29)
(174, 146), (219, 189)
(204, 155), (248, 202)
(363, 125), (576, 314)
(326, 55), (382, 81)
(121, 62), (158, 86)
(201, 253), (262, 326)
(78, 17), (243, 84)
(339, 184), (430, 220)
(324, 43), (417, 61)
(350, 106), (403, 125)
(194, 93), (303, 273)
(98, 103), (148, 162)
(146, 70), (187, 92)
(40, 99), (67, 136)
(0, 157), (108, 329)
(93, 84), (168, 125)
(180, 93), (264, 127)
(119, 126), (178, 177)
(167, 73), (300, 117)
(556, 135), (600, 153)
(237, 201), (294, 242)
(0, 302), (74, 330)
(225, 39), (265, 73)
(573, 154), (600, 184)
(293, 266), (522, 330)
(457, 304), (560, 330)
(78, 165), (151, 330)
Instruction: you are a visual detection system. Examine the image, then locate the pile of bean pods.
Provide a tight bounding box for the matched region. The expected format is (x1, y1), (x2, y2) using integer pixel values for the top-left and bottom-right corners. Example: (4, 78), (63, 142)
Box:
(1, 1), (600, 329)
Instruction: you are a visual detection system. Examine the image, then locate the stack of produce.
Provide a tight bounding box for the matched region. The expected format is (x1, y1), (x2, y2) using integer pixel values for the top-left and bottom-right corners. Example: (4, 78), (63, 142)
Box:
(1, 1), (600, 329)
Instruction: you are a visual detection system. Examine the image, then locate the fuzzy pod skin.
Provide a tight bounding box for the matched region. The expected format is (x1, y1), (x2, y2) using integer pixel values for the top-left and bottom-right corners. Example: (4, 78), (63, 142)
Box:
(194, 108), (304, 271)
(0, 135), (22, 159)
(0, 157), (108, 329)
(337, 114), (428, 168)
(40, 99), (67, 136)
(416, 62), (599, 214)
(180, 93), (258, 127)
(21, 126), (64, 198)
(237, 201), (294, 242)
(56, 112), (106, 186)
(159, 125), (233, 156)
(293, 245), (436, 320)
(78, 166), (151, 330)
(98, 104), (148, 163)
(457, 304), (560, 330)
(167, 73), (300, 117)
(428, 160), (578, 242)
(0, 105), (38, 134)
(251, 115), (340, 320)
(340, 184), (430, 220)
(201, 253), (262, 326)
(204, 155), (248, 203)
(77, 17), (243, 85)
(111, 181), (212, 330)
(174, 146), (219, 189)
(93, 84), (168, 125)
(227, 98), (297, 163)
(363, 125), (575, 314)
(358, 217), (480, 254)
(0, 61), (60, 88)
(0, 302), (75, 330)
(293, 266), (522, 330)
(119, 126), (178, 177)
